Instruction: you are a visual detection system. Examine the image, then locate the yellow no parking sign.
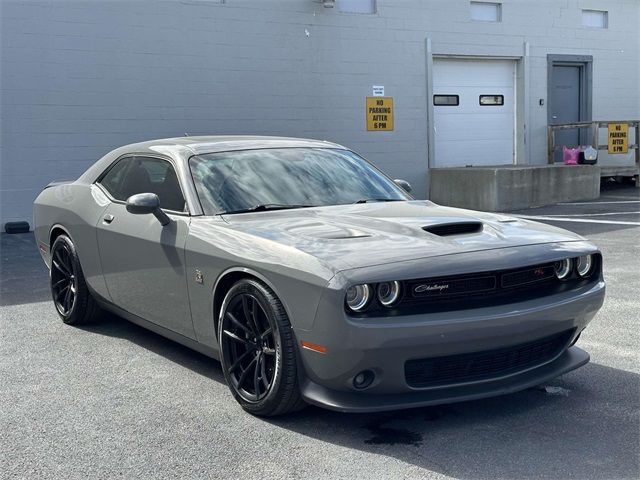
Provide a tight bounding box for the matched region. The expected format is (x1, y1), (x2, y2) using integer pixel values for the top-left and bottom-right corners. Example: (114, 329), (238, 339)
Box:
(608, 123), (629, 154)
(366, 97), (394, 131)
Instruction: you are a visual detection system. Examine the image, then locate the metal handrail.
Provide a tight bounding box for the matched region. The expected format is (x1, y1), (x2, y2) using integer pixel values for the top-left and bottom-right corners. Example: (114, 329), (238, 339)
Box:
(547, 120), (640, 165)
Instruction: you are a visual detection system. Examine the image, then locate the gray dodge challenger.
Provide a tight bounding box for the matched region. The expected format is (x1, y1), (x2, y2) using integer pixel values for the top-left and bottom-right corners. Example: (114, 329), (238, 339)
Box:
(34, 136), (605, 416)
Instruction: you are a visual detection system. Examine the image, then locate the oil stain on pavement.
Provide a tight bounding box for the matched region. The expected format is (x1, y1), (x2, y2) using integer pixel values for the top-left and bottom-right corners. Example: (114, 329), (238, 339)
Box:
(364, 418), (423, 446)
(362, 406), (451, 445)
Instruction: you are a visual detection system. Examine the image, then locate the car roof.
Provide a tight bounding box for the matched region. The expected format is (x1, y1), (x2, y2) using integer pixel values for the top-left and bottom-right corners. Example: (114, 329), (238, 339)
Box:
(119, 135), (347, 157)
(77, 135), (349, 186)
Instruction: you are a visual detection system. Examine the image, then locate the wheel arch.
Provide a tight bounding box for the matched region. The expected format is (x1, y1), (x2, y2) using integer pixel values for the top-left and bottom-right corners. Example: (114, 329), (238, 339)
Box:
(212, 267), (295, 339)
(49, 224), (72, 246)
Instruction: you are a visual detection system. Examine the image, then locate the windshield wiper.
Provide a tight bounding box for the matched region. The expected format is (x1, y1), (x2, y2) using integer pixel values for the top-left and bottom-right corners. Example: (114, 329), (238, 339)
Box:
(218, 204), (317, 215)
(353, 198), (403, 204)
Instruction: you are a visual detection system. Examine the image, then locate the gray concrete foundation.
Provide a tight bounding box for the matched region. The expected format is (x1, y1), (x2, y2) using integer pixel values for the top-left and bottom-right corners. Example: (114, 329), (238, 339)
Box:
(429, 165), (601, 212)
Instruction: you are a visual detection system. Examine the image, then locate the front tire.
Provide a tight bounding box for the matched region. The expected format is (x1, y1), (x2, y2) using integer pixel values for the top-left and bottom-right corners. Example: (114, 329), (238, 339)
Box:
(218, 279), (305, 416)
(50, 234), (100, 325)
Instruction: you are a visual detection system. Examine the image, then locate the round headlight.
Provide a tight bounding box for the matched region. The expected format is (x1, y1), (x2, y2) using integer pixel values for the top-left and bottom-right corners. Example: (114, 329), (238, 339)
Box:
(346, 284), (372, 312)
(554, 258), (572, 280)
(576, 255), (593, 277)
(377, 281), (401, 307)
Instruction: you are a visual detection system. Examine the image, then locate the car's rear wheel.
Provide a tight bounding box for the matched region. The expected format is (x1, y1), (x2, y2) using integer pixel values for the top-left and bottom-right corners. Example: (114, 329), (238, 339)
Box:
(218, 279), (305, 416)
(50, 234), (100, 325)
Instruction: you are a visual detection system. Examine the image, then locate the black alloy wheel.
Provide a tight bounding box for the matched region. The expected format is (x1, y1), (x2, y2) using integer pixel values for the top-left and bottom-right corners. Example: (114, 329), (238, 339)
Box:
(219, 279), (305, 416)
(222, 292), (277, 401)
(51, 239), (77, 316)
(49, 234), (100, 325)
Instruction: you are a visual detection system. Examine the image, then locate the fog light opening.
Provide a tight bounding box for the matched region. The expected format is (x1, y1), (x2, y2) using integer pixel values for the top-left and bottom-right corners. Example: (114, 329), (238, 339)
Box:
(353, 370), (375, 390)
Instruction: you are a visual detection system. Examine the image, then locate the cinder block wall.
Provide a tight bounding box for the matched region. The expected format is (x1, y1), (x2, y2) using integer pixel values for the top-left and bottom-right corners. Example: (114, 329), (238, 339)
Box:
(1, 0), (638, 225)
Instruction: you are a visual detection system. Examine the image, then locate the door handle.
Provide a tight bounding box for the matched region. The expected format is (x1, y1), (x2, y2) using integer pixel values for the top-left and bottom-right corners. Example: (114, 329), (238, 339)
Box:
(103, 214), (115, 224)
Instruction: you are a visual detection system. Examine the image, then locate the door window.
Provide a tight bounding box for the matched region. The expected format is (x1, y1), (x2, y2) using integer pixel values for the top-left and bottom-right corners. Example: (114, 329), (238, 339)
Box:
(433, 94), (459, 106)
(99, 157), (187, 212)
(479, 94), (504, 106)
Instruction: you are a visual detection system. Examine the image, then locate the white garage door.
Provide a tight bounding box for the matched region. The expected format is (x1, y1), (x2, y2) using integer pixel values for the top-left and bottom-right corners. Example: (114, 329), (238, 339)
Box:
(433, 58), (515, 167)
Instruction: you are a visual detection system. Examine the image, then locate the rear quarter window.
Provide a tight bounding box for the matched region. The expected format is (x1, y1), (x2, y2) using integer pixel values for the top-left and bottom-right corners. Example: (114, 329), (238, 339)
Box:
(99, 159), (130, 200)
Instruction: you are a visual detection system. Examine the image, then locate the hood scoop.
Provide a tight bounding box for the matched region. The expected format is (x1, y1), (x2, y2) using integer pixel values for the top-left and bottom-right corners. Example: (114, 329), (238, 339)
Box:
(423, 222), (483, 237)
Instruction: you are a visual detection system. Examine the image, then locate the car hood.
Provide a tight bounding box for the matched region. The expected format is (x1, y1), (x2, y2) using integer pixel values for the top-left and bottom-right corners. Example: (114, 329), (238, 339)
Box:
(218, 201), (583, 271)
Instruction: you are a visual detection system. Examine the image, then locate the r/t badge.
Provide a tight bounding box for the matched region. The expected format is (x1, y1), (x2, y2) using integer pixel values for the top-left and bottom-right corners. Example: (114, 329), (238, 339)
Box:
(195, 269), (204, 285)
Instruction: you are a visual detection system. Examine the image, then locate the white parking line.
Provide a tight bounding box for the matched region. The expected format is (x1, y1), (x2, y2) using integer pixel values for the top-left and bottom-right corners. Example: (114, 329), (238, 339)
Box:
(512, 214), (640, 226)
(536, 212), (640, 217)
(559, 200), (640, 205)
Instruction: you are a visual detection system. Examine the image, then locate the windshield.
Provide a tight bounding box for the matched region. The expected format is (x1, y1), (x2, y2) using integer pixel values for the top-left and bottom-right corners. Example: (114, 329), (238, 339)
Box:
(189, 148), (409, 215)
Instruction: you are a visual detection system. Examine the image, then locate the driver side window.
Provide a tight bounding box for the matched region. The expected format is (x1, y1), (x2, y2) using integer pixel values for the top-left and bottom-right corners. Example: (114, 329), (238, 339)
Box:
(99, 156), (187, 212)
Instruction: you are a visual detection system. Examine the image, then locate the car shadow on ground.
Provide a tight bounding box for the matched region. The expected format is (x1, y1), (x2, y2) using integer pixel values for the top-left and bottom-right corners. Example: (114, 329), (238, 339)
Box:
(78, 312), (639, 479)
(78, 312), (226, 384)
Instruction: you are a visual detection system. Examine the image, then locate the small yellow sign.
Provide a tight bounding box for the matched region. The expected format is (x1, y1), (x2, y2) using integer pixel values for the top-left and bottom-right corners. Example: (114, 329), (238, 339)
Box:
(366, 97), (394, 131)
(608, 123), (629, 154)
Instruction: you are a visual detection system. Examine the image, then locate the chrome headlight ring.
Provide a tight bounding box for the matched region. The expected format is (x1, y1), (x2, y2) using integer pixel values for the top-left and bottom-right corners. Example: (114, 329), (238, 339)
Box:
(346, 284), (372, 312)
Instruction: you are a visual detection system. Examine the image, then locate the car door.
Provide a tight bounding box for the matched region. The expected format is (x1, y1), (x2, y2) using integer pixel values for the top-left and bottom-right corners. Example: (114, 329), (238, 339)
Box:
(95, 155), (195, 338)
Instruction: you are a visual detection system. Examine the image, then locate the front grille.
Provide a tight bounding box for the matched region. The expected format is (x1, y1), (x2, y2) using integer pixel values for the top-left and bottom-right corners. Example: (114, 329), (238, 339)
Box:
(400, 262), (561, 313)
(411, 275), (496, 298)
(405, 329), (574, 388)
(501, 265), (556, 288)
(351, 256), (601, 318)
(345, 254), (602, 318)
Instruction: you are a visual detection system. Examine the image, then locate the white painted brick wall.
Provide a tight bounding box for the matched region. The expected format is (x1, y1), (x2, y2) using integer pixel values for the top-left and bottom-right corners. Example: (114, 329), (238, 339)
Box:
(1, 0), (638, 226)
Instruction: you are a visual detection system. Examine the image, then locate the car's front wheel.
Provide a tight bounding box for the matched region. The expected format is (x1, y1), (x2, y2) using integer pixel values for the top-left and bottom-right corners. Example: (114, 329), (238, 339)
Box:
(218, 279), (305, 416)
(50, 234), (100, 325)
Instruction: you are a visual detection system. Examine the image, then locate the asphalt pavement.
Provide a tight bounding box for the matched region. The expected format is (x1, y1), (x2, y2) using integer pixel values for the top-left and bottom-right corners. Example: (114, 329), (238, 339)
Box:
(1, 183), (638, 479)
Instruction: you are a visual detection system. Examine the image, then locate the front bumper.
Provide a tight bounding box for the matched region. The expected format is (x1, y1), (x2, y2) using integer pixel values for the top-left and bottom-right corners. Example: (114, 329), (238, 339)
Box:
(300, 346), (590, 413)
(295, 267), (604, 412)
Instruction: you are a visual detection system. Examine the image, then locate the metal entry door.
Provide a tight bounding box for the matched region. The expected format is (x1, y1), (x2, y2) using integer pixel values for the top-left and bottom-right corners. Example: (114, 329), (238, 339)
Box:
(550, 65), (581, 161)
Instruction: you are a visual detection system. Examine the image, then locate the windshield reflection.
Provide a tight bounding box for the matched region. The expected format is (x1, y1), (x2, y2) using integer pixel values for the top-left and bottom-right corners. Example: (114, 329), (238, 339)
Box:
(189, 148), (408, 215)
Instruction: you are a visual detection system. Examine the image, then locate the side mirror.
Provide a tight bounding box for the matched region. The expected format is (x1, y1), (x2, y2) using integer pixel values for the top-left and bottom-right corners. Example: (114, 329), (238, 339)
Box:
(394, 179), (412, 194)
(126, 193), (170, 226)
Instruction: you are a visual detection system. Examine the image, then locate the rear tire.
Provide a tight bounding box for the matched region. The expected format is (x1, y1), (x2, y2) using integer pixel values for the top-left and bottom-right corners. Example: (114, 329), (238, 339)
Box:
(50, 234), (100, 325)
(218, 279), (305, 416)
